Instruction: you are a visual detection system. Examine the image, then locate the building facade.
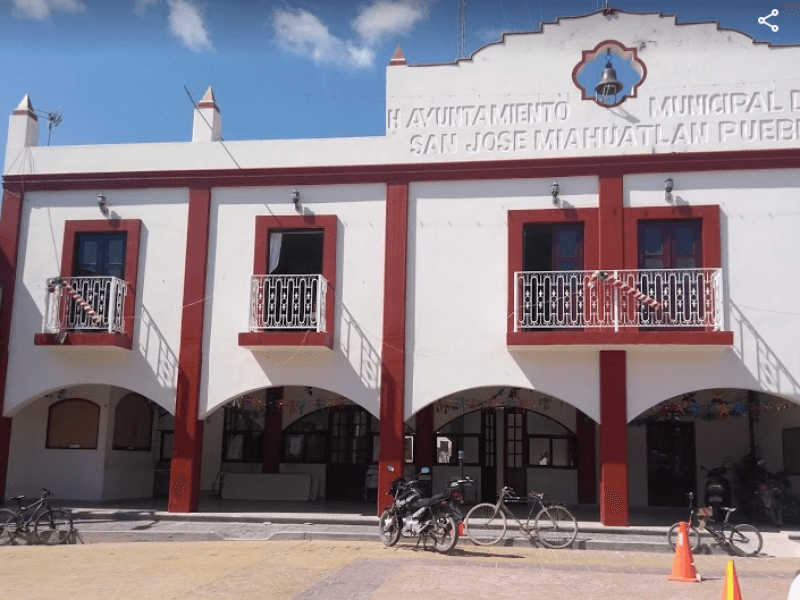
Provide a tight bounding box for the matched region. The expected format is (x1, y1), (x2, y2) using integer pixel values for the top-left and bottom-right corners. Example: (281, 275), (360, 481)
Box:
(2, 10), (800, 525)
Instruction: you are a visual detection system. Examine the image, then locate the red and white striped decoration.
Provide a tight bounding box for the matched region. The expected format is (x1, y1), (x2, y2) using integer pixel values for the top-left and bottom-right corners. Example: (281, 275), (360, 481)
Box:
(49, 278), (102, 323)
(588, 270), (662, 309)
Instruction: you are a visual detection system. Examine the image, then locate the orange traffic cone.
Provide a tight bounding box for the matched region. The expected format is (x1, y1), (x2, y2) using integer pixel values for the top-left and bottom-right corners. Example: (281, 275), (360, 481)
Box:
(720, 560), (743, 600)
(458, 522), (465, 537)
(668, 522), (701, 583)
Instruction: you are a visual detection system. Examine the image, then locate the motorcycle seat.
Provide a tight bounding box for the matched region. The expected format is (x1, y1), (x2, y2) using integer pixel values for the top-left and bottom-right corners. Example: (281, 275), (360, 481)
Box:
(416, 492), (446, 508)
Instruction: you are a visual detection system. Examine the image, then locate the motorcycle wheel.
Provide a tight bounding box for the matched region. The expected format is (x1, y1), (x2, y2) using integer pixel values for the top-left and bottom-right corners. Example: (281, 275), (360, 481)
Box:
(431, 514), (458, 554)
(378, 509), (401, 547)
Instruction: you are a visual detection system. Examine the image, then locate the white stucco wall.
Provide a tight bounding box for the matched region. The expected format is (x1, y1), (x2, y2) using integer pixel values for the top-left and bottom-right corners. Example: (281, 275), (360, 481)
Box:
(407, 177), (601, 419)
(202, 184), (386, 418)
(4, 188), (188, 416)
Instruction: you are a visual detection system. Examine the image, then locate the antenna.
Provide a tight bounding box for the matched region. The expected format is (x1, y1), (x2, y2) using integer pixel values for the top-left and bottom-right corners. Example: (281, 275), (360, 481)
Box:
(33, 109), (63, 146)
(459, 0), (467, 59)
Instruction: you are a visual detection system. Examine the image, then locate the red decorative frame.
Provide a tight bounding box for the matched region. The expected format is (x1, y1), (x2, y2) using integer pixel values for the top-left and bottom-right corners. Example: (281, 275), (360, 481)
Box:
(34, 219), (141, 350)
(572, 39), (647, 109)
(238, 214), (337, 349)
(507, 208), (600, 345)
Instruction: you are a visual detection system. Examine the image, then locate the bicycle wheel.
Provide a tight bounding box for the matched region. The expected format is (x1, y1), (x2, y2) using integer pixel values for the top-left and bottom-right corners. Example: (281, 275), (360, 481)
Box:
(535, 505), (578, 549)
(464, 503), (506, 546)
(728, 524), (763, 557)
(667, 522), (701, 552)
(378, 509), (401, 547)
(34, 509), (72, 545)
(0, 509), (20, 546)
(431, 513), (458, 554)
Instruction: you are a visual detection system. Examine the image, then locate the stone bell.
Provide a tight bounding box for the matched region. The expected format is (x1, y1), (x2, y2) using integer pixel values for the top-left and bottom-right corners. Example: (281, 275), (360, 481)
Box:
(595, 55), (623, 104)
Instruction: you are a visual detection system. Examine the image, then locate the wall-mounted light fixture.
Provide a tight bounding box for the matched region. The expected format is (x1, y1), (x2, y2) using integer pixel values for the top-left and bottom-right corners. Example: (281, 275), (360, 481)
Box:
(98, 193), (109, 216)
(292, 188), (301, 213)
(551, 181), (560, 205)
(664, 177), (674, 202)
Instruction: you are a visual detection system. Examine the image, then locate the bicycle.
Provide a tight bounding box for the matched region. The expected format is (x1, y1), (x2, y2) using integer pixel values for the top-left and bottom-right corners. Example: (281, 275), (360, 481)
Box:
(667, 491), (763, 557)
(0, 488), (74, 545)
(464, 486), (578, 549)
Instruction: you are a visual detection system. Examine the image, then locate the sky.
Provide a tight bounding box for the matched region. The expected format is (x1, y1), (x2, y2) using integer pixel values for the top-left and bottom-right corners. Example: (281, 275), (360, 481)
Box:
(1, 0), (800, 173)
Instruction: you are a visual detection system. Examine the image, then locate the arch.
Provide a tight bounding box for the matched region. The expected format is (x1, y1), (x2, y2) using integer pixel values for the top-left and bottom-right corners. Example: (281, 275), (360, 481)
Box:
(112, 393), (154, 451)
(46, 398), (100, 449)
(6, 383), (174, 418)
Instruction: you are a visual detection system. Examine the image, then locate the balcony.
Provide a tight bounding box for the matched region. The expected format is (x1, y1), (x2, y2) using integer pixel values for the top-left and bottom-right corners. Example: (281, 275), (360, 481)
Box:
(34, 276), (132, 350)
(509, 268), (733, 347)
(239, 274), (333, 350)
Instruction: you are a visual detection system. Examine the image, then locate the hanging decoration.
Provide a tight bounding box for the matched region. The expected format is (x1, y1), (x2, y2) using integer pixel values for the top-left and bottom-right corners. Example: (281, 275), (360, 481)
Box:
(629, 394), (796, 426)
(434, 387), (557, 415)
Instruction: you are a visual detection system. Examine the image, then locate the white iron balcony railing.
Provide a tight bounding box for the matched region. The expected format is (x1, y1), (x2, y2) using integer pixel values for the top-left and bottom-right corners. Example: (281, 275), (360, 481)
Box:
(250, 274), (328, 332)
(514, 268), (723, 331)
(44, 276), (128, 334)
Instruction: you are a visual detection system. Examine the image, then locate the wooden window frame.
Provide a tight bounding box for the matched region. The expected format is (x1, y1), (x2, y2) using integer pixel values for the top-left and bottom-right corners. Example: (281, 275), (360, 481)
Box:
(46, 398), (101, 450)
(112, 393), (154, 451)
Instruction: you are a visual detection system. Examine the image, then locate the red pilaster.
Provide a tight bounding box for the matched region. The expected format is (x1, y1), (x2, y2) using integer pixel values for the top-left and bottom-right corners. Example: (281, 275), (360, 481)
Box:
(169, 187), (211, 512)
(598, 175), (629, 525)
(0, 188), (24, 501)
(576, 410), (597, 504)
(599, 350), (629, 525)
(262, 388), (283, 474)
(378, 182), (409, 515)
(414, 404), (435, 470)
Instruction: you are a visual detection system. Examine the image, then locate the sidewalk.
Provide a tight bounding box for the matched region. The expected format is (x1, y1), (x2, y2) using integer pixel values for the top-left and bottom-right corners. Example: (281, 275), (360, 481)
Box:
(40, 496), (800, 558)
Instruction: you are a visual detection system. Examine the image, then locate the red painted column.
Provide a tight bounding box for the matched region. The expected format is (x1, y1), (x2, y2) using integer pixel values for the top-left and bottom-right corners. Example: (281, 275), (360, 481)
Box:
(0, 188), (24, 501)
(169, 187), (212, 512)
(378, 182), (409, 515)
(414, 404), (435, 470)
(576, 410), (597, 504)
(599, 350), (628, 525)
(262, 387), (283, 474)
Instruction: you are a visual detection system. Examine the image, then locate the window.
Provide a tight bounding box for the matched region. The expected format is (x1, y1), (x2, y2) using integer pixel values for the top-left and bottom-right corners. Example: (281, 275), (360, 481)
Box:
(46, 399), (100, 449)
(784, 426), (800, 475)
(221, 406), (264, 463)
(283, 410), (328, 463)
(507, 208), (599, 339)
(436, 411), (482, 465)
(112, 393), (153, 451)
(527, 412), (576, 468)
(74, 232), (127, 278)
(240, 215), (337, 348)
(36, 219), (141, 348)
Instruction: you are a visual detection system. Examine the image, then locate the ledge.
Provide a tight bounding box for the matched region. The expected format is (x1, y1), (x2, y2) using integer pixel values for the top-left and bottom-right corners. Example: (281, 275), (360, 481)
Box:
(238, 331), (334, 350)
(34, 332), (133, 350)
(507, 330), (734, 347)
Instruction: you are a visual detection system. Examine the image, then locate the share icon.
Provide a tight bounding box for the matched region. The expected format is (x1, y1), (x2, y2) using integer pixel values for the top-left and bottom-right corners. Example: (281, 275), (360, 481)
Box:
(759, 9), (779, 32)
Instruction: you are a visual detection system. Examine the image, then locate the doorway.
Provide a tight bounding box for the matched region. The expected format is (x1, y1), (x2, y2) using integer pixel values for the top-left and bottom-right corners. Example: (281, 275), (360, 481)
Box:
(647, 421), (696, 507)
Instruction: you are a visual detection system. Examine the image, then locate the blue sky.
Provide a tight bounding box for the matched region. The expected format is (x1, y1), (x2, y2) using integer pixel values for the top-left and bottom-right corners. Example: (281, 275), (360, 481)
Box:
(1, 0), (800, 172)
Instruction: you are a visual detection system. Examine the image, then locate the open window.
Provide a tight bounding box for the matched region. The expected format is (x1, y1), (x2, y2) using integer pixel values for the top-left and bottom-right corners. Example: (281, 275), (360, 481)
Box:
(239, 215), (337, 349)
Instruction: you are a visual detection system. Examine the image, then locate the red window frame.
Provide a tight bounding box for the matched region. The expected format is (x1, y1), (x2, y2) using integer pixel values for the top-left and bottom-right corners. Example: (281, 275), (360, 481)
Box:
(507, 208), (599, 345)
(34, 219), (141, 350)
(238, 214), (337, 349)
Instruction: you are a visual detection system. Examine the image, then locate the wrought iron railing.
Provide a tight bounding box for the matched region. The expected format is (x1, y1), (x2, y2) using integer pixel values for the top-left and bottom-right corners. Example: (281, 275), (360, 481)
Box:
(250, 274), (328, 332)
(44, 276), (128, 334)
(514, 268), (723, 331)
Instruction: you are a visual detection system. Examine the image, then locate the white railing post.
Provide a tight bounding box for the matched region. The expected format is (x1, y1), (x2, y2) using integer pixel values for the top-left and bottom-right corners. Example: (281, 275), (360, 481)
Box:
(107, 277), (117, 333)
(513, 273), (519, 332)
(613, 270), (620, 332)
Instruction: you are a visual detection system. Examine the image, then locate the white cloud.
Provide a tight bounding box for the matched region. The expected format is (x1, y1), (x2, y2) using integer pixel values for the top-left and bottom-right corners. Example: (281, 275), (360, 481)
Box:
(271, 7), (374, 69)
(353, 0), (427, 46)
(167, 0), (212, 52)
(133, 0), (160, 17)
(6, 0), (85, 20)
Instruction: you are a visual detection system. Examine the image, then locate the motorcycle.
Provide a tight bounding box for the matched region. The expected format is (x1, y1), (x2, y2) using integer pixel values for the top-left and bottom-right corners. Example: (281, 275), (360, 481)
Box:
(702, 463), (732, 523)
(734, 455), (791, 526)
(378, 465), (473, 553)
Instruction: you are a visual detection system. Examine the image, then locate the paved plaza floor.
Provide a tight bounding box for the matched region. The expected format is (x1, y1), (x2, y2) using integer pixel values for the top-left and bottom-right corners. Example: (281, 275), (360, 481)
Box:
(0, 540), (796, 600)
